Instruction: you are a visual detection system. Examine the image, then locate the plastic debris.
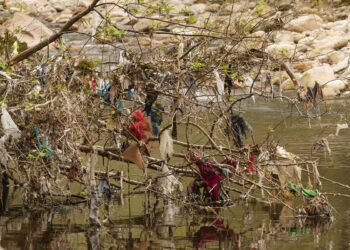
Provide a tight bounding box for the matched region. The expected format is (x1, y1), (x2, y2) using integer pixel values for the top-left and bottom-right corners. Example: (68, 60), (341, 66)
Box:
(144, 84), (158, 116)
(159, 128), (173, 161)
(121, 143), (147, 171)
(129, 110), (151, 141)
(150, 102), (164, 136)
(229, 114), (252, 148)
(160, 164), (183, 196)
(1, 108), (21, 140)
(187, 150), (226, 202)
(34, 127), (53, 157)
(213, 69), (224, 96)
(335, 123), (348, 136)
(313, 138), (331, 155)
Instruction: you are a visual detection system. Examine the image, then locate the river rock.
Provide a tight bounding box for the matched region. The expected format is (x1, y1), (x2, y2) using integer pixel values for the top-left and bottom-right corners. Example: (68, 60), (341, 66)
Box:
(132, 19), (154, 32)
(300, 65), (335, 87)
(54, 9), (73, 23)
(190, 3), (207, 14)
(293, 61), (315, 72)
(331, 20), (350, 32)
(322, 80), (347, 97)
(313, 34), (348, 51)
(272, 30), (303, 43)
(285, 15), (323, 33)
(328, 51), (346, 65)
(51, 1), (65, 12)
(332, 56), (349, 73)
(0, 12), (53, 47)
(281, 79), (297, 90)
(266, 43), (295, 58)
(206, 4), (221, 13)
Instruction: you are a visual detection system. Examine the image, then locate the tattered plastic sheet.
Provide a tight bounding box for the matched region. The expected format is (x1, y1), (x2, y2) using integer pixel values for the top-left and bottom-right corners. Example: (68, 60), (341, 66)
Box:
(159, 128), (173, 161)
(1, 108), (21, 140)
(121, 143), (147, 171)
(1, 108), (21, 167)
(160, 163), (183, 196)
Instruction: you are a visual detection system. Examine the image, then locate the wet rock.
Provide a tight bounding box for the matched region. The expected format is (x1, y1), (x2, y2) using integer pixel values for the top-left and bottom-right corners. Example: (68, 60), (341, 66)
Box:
(285, 15), (323, 33)
(0, 12), (53, 47)
(300, 65), (335, 87)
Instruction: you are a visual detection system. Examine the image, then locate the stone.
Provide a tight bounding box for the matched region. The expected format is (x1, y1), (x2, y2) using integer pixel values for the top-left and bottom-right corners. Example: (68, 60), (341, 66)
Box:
(281, 79), (297, 90)
(300, 65), (335, 87)
(190, 3), (207, 14)
(0, 12), (53, 48)
(206, 4), (220, 13)
(332, 56), (349, 73)
(313, 35), (348, 51)
(52, 1), (65, 12)
(278, 4), (293, 12)
(331, 20), (350, 32)
(132, 19), (154, 32)
(272, 30), (303, 43)
(322, 80), (347, 97)
(293, 61), (315, 72)
(285, 15), (323, 33)
(271, 71), (289, 86)
(266, 43), (296, 58)
(328, 51), (346, 65)
(55, 13), (72, 23)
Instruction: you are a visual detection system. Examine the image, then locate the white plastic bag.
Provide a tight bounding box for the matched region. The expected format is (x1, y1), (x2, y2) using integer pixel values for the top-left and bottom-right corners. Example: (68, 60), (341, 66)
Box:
(1, 108), (21, 139)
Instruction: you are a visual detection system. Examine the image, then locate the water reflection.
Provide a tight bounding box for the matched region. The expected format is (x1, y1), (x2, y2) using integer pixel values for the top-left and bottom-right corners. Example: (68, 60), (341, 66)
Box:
(0, 97), (349, 249)
(0, 187), (336, 249)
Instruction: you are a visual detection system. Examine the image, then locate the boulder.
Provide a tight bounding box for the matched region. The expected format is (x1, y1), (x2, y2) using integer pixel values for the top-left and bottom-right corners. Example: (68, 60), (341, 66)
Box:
(285, 15), (323, 33)
(300, 65), (335, 87)
(0, 12), (53, 48)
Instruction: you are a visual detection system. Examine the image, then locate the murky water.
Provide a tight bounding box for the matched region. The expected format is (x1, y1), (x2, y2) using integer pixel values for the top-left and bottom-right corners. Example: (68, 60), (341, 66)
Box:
(1, 96), (350, 249)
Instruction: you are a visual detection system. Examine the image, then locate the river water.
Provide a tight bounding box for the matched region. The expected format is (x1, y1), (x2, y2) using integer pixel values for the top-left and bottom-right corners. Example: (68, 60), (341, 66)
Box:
(1, 95), (350, 249)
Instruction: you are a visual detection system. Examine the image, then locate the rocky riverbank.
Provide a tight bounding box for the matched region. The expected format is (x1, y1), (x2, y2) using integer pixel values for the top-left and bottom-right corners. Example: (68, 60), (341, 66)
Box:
(1, 0), (350, 97)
